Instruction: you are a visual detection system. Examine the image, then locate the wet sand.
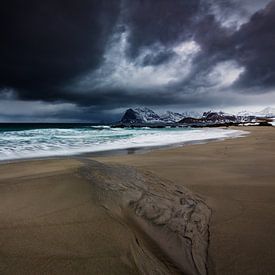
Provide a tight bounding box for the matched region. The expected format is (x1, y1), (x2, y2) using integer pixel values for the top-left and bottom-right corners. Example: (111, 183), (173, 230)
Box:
(0, 126), (275, 274)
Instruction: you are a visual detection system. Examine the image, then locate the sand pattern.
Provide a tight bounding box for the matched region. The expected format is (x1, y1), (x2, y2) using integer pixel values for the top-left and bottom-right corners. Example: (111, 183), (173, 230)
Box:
(78, 159), (211, 275)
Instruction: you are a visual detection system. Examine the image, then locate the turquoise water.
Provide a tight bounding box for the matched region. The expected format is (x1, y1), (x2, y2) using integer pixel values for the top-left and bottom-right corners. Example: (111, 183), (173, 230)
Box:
(0, 124), (246, 161)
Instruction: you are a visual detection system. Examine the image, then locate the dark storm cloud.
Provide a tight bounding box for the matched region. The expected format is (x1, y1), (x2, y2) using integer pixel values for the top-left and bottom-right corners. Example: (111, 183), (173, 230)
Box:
(204, 0), (271, 29)
(0, 0), (121, 99)
(1, 0), (275, 121)
(122, 0), (201, 58)
(60, 88), (184, 108)
(233, 1), (275, 88)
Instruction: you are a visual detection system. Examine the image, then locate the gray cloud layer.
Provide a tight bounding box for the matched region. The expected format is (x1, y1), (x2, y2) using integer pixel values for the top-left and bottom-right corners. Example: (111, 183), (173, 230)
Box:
(0, 0), (274, 121)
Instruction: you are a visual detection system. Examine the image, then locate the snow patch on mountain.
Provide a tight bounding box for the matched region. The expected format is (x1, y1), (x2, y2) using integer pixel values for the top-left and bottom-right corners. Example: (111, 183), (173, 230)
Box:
(256, 107), (275, 117)
(134, 107), (161, 122)
(237, 107), (275, 119)
(160, 111), (185, 123)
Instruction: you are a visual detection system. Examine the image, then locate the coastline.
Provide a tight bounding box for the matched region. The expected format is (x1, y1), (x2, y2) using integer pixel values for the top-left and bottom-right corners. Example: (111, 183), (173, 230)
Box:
(0, 126), (275, 274)
(0, 126), (246, 163)
(0, 126), (248, 165)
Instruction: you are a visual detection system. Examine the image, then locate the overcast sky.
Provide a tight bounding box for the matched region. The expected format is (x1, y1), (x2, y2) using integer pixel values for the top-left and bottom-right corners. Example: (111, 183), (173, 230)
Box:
(1, 0), (275, 122)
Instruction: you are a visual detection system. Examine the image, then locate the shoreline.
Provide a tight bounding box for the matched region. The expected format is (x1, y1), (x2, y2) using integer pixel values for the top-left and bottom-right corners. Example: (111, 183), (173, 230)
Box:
(0, 126), (248, 165)
(0, 126), (275, 274)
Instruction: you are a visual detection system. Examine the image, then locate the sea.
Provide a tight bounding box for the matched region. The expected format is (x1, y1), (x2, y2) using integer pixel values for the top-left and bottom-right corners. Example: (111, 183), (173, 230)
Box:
(0, 123), (246, 161)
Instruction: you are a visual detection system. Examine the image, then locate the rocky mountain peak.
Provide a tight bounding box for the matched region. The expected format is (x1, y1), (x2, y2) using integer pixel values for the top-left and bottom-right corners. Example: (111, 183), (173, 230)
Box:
(120, 107), (160, 124)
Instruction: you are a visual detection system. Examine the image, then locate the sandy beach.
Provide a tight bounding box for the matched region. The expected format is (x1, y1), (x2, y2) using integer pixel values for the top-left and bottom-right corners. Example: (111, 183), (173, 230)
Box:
(0, 126), (275, 274)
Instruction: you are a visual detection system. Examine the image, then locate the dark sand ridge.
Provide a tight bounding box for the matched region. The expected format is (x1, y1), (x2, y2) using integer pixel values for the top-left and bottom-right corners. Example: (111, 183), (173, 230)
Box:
(1, 126), (275, 274)
(95, 126), (275, 274)
(0, 158), (210, 274)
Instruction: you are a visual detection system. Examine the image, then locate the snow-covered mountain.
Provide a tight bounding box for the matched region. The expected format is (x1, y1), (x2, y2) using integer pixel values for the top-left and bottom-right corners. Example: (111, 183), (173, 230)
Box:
(121, 108), (191, 124)
(120, 107), (275, 125)
(256, 107), (275, 117)
(237, 107), (275, 118)
(160, 111), (202, 122)
(120, 107), (161, 124)
(202, 111), (238, 123)
(134, 107), (161, 122)
(160, 111), (185, 123)
(121, 108), (201, 124)
(237, 110), (255, 117)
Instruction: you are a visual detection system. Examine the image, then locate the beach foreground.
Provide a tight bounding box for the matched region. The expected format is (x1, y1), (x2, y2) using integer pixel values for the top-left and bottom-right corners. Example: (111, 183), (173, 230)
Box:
(0, 158), (210, 274)
(0, 126), (275, 274)
(97, 126), (275, 274)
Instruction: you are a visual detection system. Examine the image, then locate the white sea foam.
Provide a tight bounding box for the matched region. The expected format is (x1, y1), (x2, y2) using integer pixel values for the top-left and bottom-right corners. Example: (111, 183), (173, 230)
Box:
(0, 127), (248, 161)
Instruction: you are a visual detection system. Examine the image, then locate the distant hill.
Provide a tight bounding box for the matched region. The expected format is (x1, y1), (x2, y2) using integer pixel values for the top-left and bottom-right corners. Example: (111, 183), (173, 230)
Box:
(119, 107), (274, 127)
(120, 107), (201, 124)
(120, 107), (161, 124)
